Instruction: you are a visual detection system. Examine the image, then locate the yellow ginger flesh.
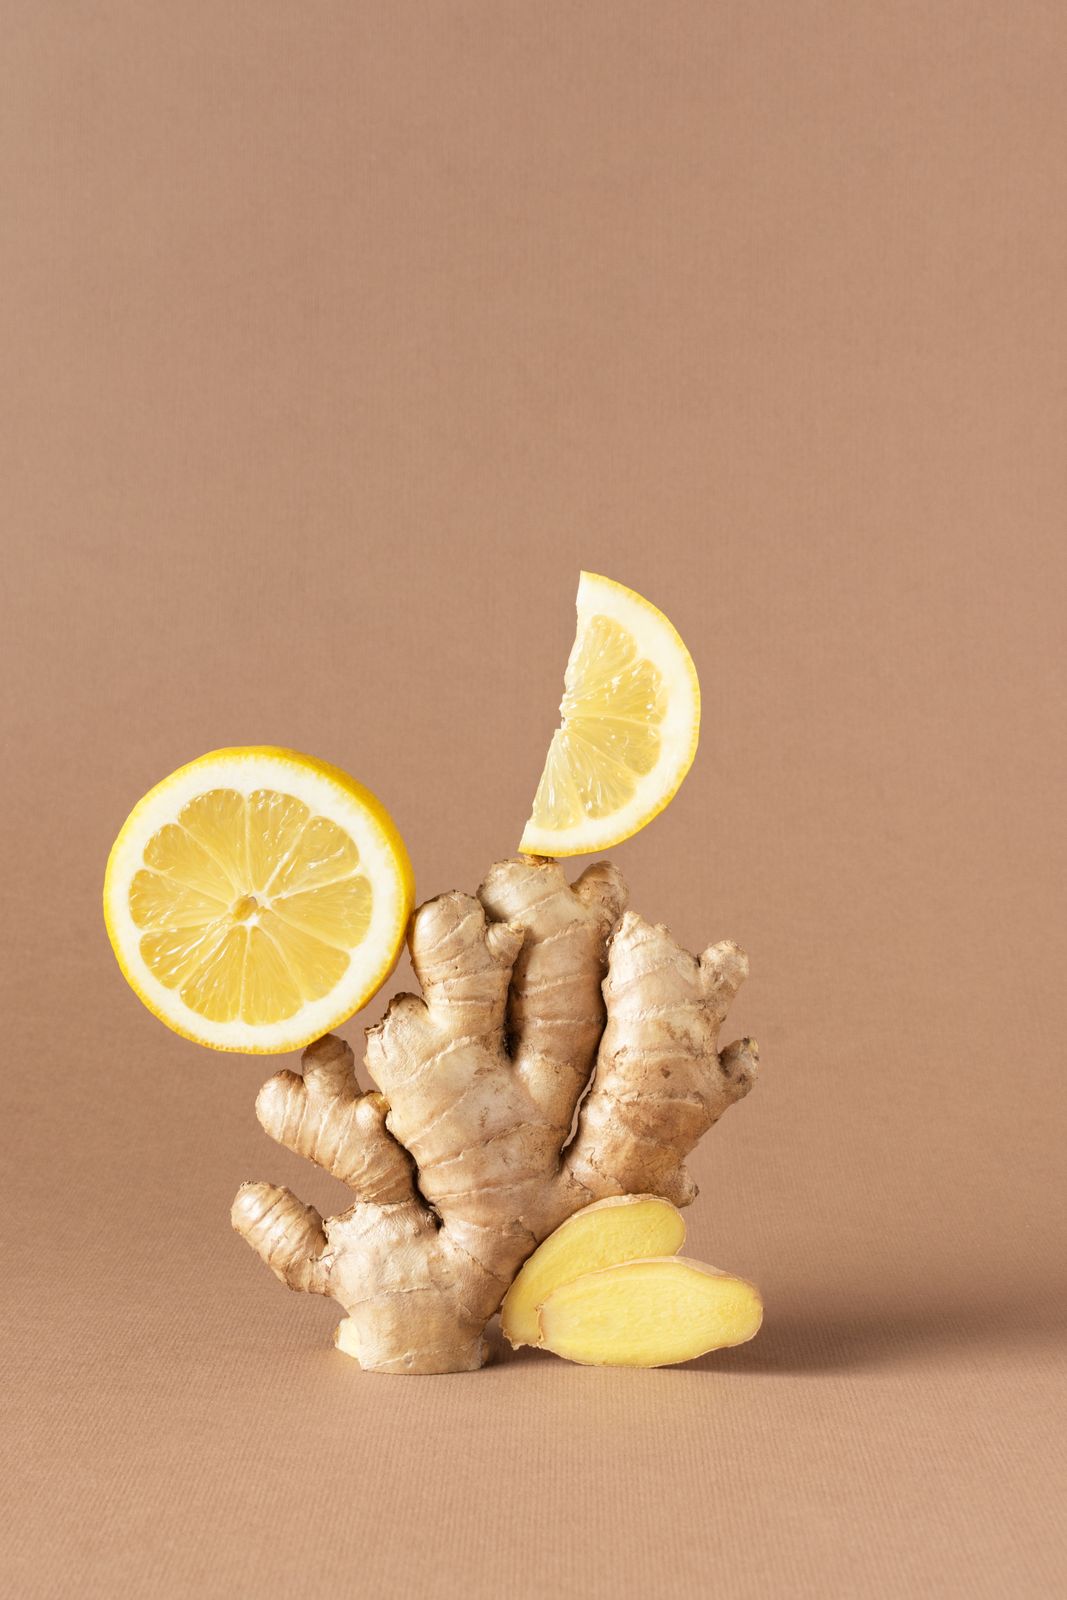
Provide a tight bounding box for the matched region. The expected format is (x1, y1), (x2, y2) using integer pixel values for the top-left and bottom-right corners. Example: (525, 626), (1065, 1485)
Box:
(537, 1258), (763, 1367)
(501, 1195), (686, 1348)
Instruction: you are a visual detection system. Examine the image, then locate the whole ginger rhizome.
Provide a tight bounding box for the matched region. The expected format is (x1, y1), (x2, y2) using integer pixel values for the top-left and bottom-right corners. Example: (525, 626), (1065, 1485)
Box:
(233, 855), (760, 1373)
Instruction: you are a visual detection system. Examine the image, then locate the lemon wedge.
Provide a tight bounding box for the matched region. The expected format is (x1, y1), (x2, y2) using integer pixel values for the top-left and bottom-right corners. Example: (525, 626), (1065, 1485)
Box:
(520, 572), (700, 857)
(104, 747), (414, 1053)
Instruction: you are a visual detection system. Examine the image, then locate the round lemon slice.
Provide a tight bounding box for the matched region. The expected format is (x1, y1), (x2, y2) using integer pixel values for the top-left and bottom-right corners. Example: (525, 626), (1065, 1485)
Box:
(520, 572), (700, 857)
(104, 747), (414, 1053)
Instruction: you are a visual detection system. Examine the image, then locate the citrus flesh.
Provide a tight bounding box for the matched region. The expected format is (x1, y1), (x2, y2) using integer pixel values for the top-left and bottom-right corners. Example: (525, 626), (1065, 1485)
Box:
(104, 748), (414, 1052)
(520, 572), (700, 856)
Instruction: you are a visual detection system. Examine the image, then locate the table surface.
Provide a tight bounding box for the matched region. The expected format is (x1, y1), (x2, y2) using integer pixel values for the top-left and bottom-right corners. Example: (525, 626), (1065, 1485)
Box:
(4, 4), (1065, 1597)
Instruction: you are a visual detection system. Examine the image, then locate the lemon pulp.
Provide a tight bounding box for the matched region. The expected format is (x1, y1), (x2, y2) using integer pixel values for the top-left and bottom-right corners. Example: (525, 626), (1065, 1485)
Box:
(104, 747), (414, 1053)
(520, 573), (700, 856)
(130, 788), (373, 1026)
(528, 614), (668, 829)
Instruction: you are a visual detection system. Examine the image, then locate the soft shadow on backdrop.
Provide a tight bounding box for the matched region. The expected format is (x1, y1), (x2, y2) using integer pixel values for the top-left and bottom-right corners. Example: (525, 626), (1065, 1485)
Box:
(3, 3), (1064, 1598)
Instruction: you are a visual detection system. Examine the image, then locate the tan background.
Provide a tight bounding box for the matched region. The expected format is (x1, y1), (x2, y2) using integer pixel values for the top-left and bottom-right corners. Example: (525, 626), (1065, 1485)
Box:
(3, 3), (1065, 1596)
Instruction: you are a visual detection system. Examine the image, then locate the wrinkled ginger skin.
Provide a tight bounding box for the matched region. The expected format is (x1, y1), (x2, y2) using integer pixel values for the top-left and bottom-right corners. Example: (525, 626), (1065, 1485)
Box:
(232, 856), (758, 1374)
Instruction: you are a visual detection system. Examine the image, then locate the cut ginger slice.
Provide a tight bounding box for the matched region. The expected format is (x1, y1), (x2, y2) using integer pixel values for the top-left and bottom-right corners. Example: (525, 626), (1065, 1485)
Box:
(519, 571), (700, 857)
(537, 1257), (763, 1367)
(501, 1195), (686, 1348)
(104, 747), (414, 1053)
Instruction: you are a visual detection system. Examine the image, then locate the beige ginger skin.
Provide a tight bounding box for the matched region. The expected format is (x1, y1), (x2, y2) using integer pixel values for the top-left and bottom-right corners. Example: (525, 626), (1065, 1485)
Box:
(232, 856), (758, 1374)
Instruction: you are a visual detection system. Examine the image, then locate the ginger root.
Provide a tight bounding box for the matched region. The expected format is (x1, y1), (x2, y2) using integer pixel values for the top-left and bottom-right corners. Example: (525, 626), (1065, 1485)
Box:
(232, 856), (758, 1374)
(538, 1258), (764, 1367)
(501, 1194), (686, 1349)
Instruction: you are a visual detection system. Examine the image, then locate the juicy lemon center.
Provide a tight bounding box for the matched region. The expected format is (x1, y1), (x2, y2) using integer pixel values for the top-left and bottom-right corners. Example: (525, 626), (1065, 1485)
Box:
(128, 787), (373, 1026)
(532, 614), (667, 828)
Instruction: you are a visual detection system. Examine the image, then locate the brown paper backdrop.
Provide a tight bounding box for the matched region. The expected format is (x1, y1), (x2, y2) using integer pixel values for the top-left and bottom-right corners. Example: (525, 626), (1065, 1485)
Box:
(3, 3), (1065, 1596)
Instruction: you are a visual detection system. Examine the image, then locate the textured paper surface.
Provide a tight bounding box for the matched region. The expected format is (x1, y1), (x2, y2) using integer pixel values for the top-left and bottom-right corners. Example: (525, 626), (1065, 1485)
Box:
(3, 4), (1065, 1596)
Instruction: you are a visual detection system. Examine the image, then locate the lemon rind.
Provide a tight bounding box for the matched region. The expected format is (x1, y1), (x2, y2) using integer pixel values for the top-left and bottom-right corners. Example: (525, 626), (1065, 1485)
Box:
(103, 746), (415, 1054)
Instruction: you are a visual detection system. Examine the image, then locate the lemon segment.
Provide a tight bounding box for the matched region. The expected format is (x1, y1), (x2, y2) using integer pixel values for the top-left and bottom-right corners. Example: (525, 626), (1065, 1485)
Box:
(520, 572), (700, 857)
(104, 748), (414, 1053)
